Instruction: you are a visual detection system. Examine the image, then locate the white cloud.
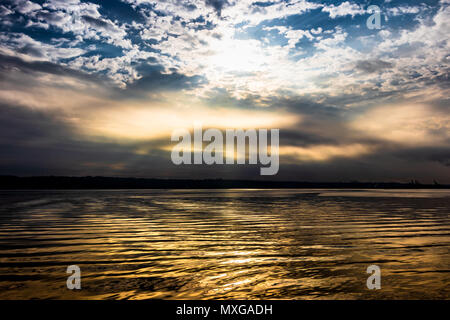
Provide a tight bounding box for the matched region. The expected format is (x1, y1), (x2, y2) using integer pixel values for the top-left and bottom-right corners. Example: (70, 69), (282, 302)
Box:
(0, 33), (85, 60)
(2, 0), (448, 105)
(69, 48), (159, 87)
(12, 0), (41, 14)
(388, 6), (421, 16)
(24, 0), (134, 49)
(321, 1), (365, 19)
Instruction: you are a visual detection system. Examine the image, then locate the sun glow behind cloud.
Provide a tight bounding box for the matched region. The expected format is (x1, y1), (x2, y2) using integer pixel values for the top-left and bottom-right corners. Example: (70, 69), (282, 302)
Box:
(80, 102), (300, 142)
(352, 104), (450, 146)
(280, 144), (374, 162)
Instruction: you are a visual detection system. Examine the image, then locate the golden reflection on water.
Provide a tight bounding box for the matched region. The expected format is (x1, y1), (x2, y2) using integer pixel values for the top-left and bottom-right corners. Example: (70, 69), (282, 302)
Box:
(0, 189), (448, 299)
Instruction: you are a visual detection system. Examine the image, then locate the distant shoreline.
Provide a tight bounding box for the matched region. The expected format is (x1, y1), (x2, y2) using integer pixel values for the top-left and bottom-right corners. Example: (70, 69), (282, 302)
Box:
(0, 176), (448, 190)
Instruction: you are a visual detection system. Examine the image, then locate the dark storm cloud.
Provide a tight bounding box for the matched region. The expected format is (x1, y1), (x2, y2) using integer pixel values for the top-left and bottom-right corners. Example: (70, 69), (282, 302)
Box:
(203, 88), (346, 116)
(16, 43), (44, 57)
(0, 53), (206, 101)
(205, 0), (229, 15)
(33, 10), (64, 23)
(313, 87), (406, 109)
(0, 102), (171, 177)
(81, 15), (113, 30)
(422, 67), (450, 89)
(183, 3), (197, 11)
(355, 59), (394, 74)
(0, 100), (448, 182)
(276, 153), (449, 183)
(0, 5), (12, 17)
(0, 103), (74, 145)
(429, 97), (450, 113)
(393, 147), (450, 168)
(280, 129), (338, 147)
(0, 102), (265, 179)
(0, 53), (102, 83)
(121, 63), (207, 95)
(276, 96), (343, 117)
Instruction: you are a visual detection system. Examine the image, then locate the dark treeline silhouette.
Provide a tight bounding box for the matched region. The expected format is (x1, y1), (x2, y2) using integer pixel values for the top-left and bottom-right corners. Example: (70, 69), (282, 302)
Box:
(0, 176), (448, 189)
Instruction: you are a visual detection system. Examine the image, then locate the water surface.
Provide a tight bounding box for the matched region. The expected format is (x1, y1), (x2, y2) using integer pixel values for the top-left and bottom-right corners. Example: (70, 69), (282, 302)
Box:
(0, 189), (449, 299)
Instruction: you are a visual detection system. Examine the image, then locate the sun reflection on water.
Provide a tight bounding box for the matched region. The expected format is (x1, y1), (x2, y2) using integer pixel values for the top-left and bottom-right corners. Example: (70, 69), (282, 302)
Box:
(0, 189), (448, 299)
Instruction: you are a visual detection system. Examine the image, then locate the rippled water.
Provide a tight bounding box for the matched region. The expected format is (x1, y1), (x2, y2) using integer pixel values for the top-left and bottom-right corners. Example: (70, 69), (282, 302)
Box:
(0, 189), (448, 300)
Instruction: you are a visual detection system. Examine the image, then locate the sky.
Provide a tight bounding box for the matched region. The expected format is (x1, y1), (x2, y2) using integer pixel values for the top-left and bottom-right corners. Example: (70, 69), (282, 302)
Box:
(0, 0), (449, 182)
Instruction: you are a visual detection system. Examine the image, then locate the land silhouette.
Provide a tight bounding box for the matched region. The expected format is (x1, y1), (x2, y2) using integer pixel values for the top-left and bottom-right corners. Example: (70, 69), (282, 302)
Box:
(0, 176), (448, 189)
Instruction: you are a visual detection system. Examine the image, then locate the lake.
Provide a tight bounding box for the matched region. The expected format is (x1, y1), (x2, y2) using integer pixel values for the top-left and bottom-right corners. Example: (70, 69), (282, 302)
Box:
(0, 189), (448, 299)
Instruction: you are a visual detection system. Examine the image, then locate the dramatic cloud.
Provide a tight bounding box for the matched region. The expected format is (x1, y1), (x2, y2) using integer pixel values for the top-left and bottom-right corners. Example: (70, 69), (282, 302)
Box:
(0, 0), (448, 182)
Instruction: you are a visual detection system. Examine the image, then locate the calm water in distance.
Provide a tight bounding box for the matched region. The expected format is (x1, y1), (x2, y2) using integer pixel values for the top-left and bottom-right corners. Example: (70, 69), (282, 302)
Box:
(0, 189), (448, 299)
